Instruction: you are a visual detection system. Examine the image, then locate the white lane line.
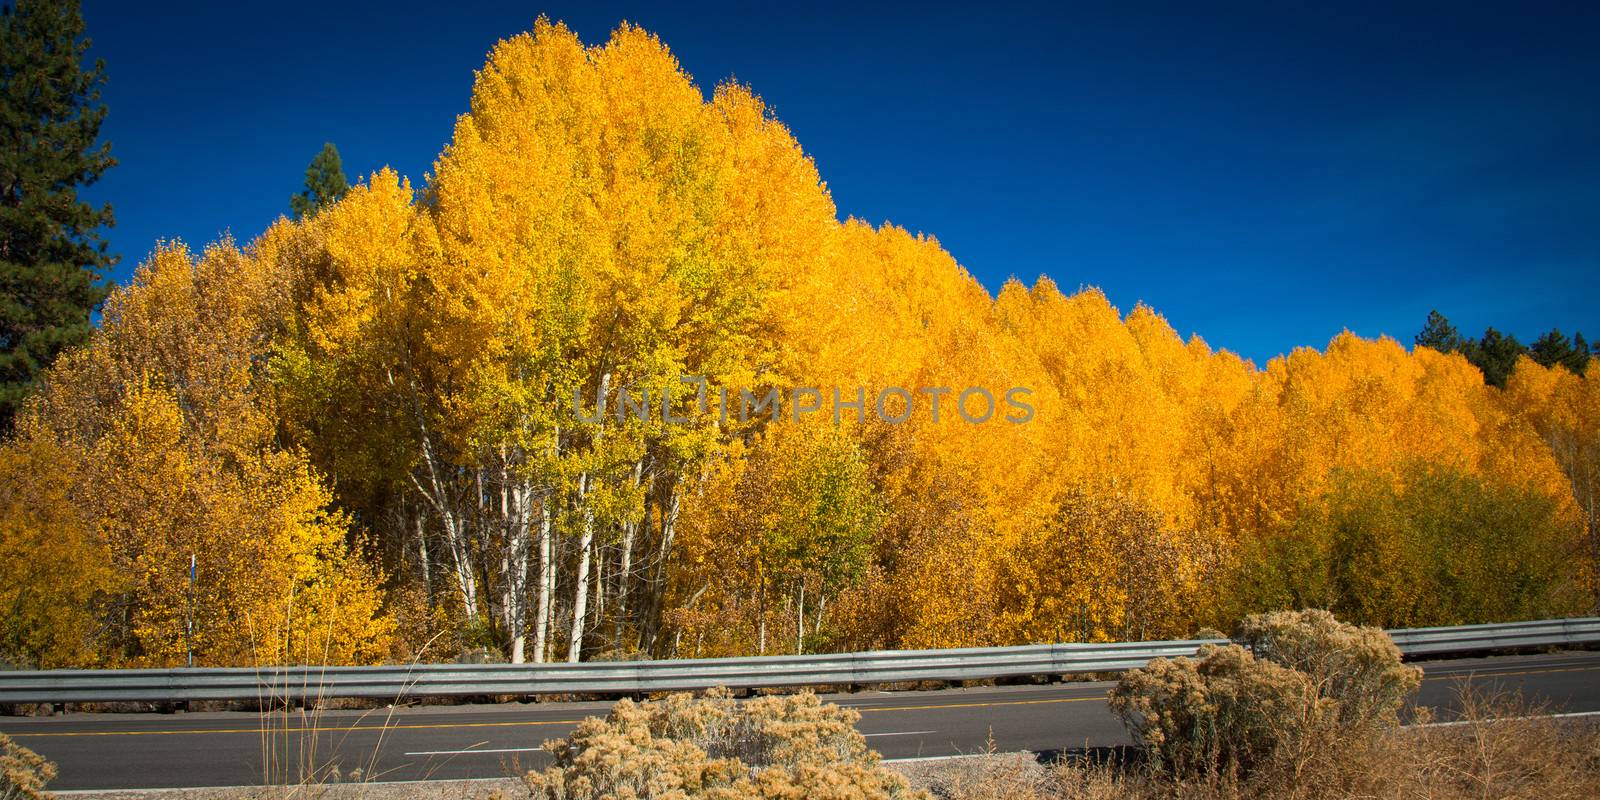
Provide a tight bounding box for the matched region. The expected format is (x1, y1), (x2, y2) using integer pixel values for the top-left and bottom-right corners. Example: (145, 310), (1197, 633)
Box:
(884, 753), (1008, 764)
(405, 745), (545, 756)
(1412, 709), (1600, 728)
(864, 730), (935, 737)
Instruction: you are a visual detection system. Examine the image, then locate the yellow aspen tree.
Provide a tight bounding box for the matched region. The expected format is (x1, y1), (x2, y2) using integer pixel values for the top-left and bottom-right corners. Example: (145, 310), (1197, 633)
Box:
(0, 427), (117, 668)
(7, 241), (393, 666)
(1506, 356), (1600, 607)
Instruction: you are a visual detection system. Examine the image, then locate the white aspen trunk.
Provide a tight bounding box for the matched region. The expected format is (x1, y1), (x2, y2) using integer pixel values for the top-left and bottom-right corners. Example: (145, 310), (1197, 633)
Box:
(408, 389), (479, 626)
(613, 520), (631, 655)
(533, 496), (552, 663)
(447, 514), (478, 624)
(568, 495), (595, 663)
(594, 541), (607, 622)
(414, 510), (431, 603)
(413, 468), (476, 626)
(616, 459), (643, 637)
(623, 474), (651, 652)
(502, 469), (531, 664)
(567, 375), (608, 663)
(657, 489), (681, 575)
(545, 520), (559, 663)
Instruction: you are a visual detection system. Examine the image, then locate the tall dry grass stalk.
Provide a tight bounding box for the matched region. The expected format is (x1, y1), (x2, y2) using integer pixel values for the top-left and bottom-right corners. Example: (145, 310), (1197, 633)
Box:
(247, 587), (445, 795)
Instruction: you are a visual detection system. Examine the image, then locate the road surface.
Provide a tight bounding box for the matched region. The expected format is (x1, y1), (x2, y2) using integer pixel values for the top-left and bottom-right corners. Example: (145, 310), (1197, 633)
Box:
(3, 650), (1597, 791)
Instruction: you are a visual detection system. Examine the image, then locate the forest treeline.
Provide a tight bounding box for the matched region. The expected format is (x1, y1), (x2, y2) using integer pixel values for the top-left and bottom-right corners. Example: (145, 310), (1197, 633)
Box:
(1415, 310), (1594, 388)
(1, 21), (1597, 669)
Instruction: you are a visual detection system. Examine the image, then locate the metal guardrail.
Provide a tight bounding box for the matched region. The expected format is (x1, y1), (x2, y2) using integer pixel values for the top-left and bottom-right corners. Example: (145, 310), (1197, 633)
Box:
(1387, 617), (1600, 656)
(2, 618), (1596, 704)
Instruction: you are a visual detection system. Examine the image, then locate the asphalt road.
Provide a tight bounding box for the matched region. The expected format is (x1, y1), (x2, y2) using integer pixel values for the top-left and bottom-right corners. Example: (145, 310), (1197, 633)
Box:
(3, 650), (1597, 791)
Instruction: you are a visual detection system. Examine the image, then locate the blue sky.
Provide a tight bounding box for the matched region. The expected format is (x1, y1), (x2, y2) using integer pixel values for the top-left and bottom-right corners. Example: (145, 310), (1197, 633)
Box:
(78, 1), (1599, 365)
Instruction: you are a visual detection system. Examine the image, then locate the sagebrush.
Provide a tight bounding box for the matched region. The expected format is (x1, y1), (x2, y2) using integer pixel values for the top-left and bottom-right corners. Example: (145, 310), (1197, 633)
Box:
(520, 687), (925, 799)
(0, 733), (55, 800)
(1108, 609), (1420, 780)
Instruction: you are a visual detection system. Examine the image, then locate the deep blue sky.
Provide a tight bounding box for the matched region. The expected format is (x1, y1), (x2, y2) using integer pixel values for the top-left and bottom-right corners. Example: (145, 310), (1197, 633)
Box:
(78, 2), (1599, 365)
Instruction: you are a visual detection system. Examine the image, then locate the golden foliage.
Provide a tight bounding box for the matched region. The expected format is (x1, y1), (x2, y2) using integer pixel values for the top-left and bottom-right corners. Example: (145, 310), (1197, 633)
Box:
(2, 19), (1595, 668)
(0, 430), (117, 668)
(0, 241), (394, 667)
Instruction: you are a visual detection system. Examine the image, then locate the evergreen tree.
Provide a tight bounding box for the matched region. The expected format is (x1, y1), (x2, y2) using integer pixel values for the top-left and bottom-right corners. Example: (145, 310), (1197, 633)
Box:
(1529, 328), (1592, 375)
(1417, 312), (1596, 384)
(0, 0), (115, 433)
(1414, 310), (1465, 353)
(289, 142), (349, 219)
(1464, 327), (1528, 388)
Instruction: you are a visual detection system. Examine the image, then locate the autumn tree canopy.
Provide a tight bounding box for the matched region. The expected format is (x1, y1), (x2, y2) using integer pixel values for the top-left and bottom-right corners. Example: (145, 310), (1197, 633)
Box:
(0, 19), (1594, 668)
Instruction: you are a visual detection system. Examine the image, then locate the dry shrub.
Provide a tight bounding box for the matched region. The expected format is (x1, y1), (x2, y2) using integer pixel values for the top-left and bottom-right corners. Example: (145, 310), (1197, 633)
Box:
(1109, 609), (1421, 782)
(1108, 644), (1331, 778)
(954, 611), (1591, 799)
(1232, 608), (1420, 728)
(521, 687), (926, 799)
(0, 733), (56, 800)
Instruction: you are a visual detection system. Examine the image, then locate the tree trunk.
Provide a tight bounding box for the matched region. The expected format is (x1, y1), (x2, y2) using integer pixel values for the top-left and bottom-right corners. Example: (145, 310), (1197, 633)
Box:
(640, 484), (681, 653)
(445, 510), (477, 624)
(407, 387), (479, 626)
(414, 509), (431, 606)
(616, 459), (643, 649)
(567, 374), (608, 663)
(594, 541), (607, 628)
(568, 471), (597, 663)
(501, 468), (531, 664)
(533, 497), (552, 663)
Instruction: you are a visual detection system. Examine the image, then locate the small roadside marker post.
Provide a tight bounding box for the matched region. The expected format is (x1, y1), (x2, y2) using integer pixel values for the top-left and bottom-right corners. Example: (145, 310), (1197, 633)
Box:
(185, 553), (196, 669)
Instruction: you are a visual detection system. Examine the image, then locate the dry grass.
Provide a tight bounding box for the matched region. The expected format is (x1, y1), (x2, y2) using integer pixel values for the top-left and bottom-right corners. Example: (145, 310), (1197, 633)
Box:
(920, 686), (1600, 800)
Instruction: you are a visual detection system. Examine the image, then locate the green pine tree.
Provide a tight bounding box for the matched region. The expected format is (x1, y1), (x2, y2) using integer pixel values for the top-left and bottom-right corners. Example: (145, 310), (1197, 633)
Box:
(1414, 310), (1465, 353)
(0, 0), (116, 434)
(1463, 327), (1528, 388)
(289, 142), (350, 219)
(1529, 328), (1588, 374)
